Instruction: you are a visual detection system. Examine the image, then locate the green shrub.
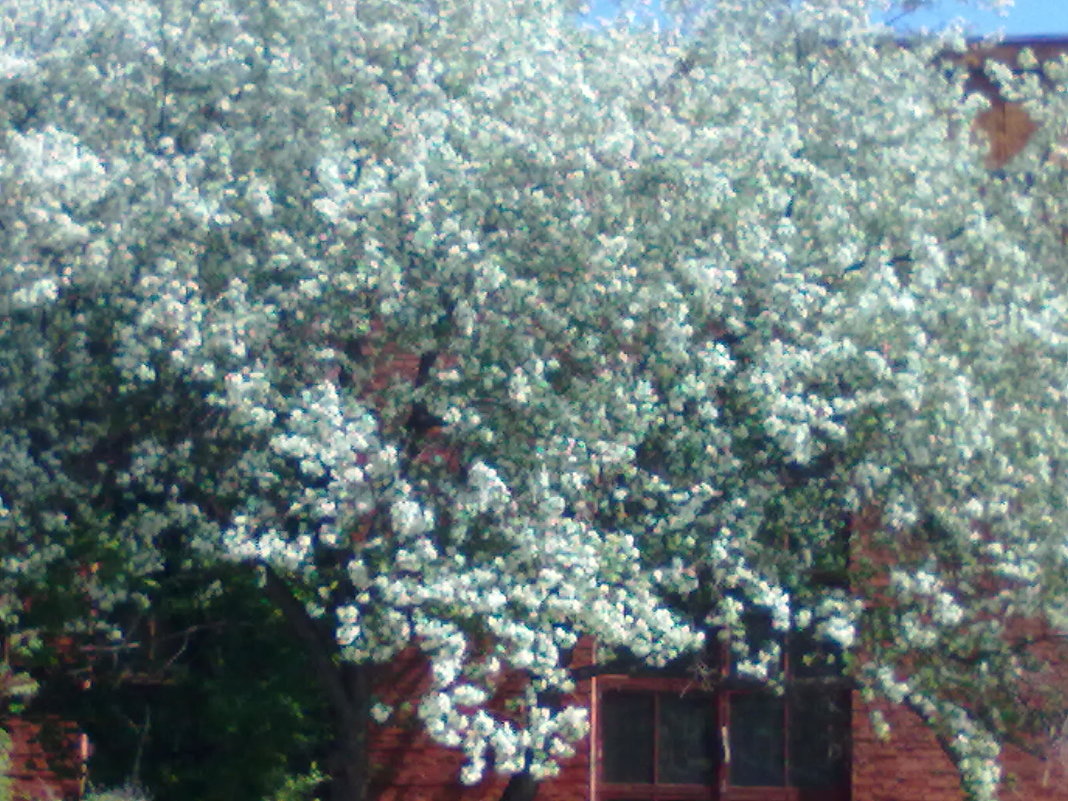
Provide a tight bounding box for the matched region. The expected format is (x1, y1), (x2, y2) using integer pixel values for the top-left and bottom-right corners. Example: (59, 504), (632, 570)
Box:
(1, 661), (39, 801)
(0, 725), (12, 801)
(82, 782), (152, 801)
(262, 764), (324, 801)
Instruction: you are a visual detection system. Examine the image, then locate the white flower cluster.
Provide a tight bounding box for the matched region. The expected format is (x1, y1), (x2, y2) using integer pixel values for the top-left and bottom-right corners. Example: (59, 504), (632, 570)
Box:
(419, 682), (589, 786)
(891, 568), (966, 635)
(814, 594), (862, 651)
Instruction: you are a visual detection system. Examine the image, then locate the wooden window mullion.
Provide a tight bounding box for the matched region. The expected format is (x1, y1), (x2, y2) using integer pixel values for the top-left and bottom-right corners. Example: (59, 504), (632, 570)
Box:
(719, 691), (730, 797)
(783, 636), (791, 789)
(653, 692), (661, 798)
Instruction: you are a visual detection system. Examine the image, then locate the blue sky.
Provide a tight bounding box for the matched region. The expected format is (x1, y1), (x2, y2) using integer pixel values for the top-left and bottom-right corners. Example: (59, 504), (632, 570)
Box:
(585, 1), (1068, 37)
(892, 1), (1068, 36)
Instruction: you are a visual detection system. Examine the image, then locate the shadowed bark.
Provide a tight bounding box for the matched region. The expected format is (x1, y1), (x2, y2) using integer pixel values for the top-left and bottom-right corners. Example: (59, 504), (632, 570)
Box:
(262, 564), (371, 801)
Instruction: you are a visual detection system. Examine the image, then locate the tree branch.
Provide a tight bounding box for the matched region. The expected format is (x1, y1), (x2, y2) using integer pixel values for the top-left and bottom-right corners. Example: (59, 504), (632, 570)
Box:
(259, 563), (351, 716)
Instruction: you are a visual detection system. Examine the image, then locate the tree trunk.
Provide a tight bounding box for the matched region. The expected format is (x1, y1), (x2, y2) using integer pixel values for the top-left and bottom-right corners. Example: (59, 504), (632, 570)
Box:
(498, 770), (539, 801)
(260, 565), (372, 801)
(326, 662), (372, 801)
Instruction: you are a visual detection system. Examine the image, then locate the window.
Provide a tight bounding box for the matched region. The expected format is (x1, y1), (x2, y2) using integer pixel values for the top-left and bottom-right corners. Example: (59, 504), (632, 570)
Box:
(595, 623), (850, 801)
(599, 678), (718, 801)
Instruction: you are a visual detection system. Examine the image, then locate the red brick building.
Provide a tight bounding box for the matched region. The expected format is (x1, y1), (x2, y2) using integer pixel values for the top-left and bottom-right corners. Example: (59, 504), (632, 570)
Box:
(366, 597), (1068, 801)
(963, 35), (1068, 168)
(365, 653), (1068, 801)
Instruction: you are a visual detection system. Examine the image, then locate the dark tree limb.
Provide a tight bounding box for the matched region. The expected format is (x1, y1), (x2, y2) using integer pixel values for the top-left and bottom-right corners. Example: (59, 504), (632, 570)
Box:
(260, 564), (371, 801)
(498, 770), (539, 801)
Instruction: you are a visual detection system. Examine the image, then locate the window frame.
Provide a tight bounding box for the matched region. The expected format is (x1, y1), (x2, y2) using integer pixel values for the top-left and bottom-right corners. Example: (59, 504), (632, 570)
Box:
(593, 633), (851, 801)
(596, 675), (719, 801)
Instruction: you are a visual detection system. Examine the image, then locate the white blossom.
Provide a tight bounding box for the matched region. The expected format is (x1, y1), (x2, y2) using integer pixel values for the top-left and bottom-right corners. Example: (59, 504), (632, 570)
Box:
(0, 1), (1065, 797)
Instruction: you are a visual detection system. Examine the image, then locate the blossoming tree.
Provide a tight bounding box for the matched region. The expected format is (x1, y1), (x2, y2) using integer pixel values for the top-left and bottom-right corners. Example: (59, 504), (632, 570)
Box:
(1, 0), (1067, 799)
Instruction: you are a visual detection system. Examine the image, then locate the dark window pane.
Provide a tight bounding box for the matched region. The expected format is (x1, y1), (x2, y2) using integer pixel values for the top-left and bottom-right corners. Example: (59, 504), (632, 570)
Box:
(789, 689), (851, 788)
(731, 613), (782, 678)
(729, 693), (785, 786)
(602, 691), (654, 783)
(658, 694), (716, 784)
(790, 633), (843, 679)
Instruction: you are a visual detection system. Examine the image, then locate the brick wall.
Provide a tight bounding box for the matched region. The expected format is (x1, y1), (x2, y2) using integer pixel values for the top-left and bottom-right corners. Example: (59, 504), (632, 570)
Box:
(367, 661), (1068, 801)
(853, 697), (1068, 801)
(960, 37), (1067, 168)
(2, 718), (87, 801)
(368, 642), (594, 801)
